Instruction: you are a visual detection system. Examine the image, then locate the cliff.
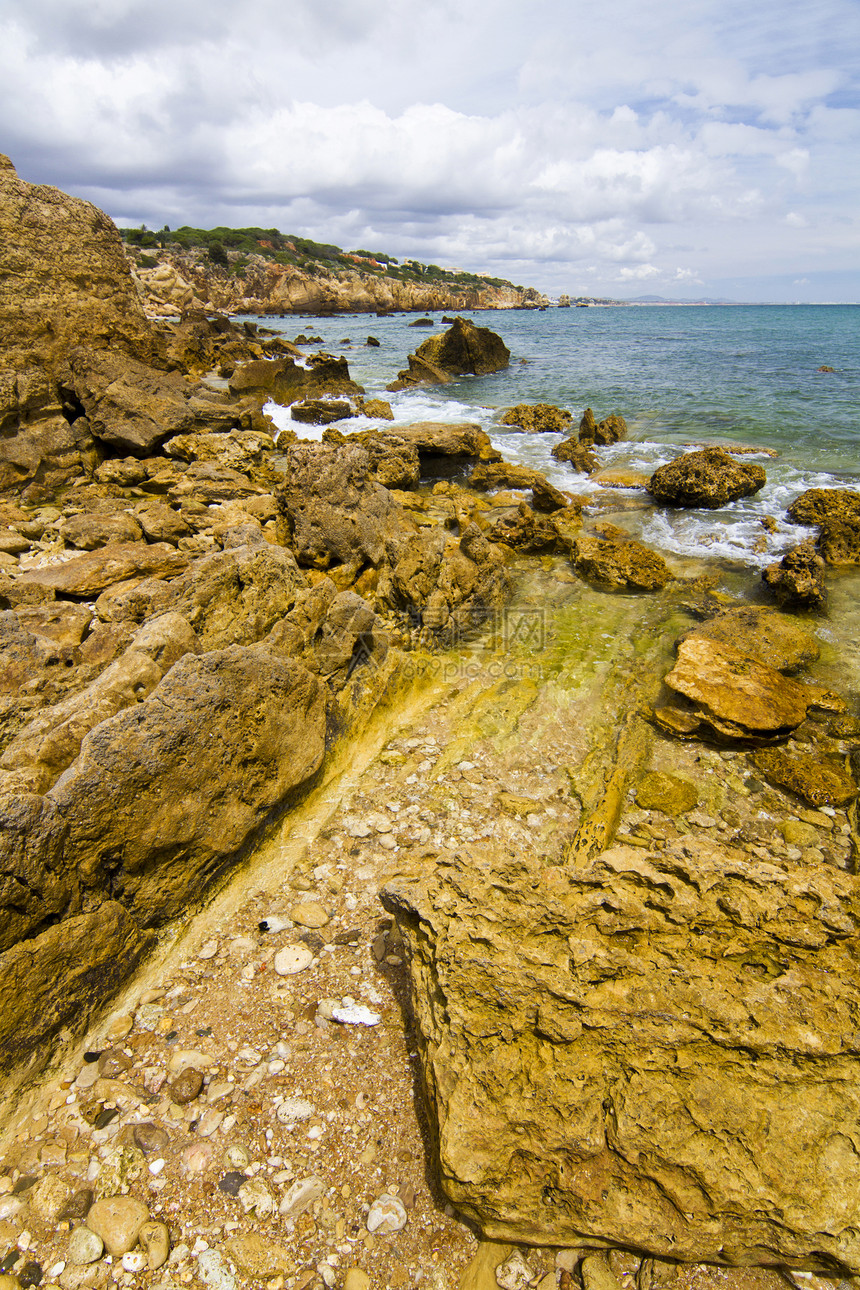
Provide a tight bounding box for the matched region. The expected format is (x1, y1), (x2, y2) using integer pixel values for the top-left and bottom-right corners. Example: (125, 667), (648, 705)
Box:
(128, 248), (547, 317)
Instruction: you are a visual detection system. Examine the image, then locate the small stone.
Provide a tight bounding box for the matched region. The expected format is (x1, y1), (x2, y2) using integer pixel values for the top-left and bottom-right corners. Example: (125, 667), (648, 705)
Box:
(85, 1196), (150, 1256)
(366, 1193), (407, 1234)
(197, 1110), (224, 1138)
(237, 1177), (274, 1217)
(223, 1145), (251, 1169)
(223, 1235), (295, 1278)
(97, 1049), (132, 1079)
(343, 1270), (371, 1290)
(75, 1063), (101, 1091)
(17, 1263), (42, 1289)
(289, 902), (329, 929)
(217, 1172), (247, 1197)
(332, 1004), (381, 1026)
(30, 1174), (72, 1223)
(132, 1124), (169, 1155)
(273, 945), (314, 976)
(495, 1251), (535, 1290)
(180, 1142), (214, 1175)
(169, 1068), (204, 1104)
(198, 940), (219, 960)
(106, 1015), (133, 1042)
(259, 915), (292, 934)
(167, 1048), (213, 1073)
(276, 1097), (315, 1124)
(58, 1190), (94, 1222)
(138, 1221), (170, 1270)
(345, 821), (372, 838)
(121, 1253), (146, 1273)
(197, 1250), (236, 1290)
(278, 1176), (325, 1220)
(67, 1229), (103, 1266)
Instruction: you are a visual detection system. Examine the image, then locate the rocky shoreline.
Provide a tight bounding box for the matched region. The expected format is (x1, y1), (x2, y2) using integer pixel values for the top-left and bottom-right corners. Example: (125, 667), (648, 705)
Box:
(2, 154), (860, 1290)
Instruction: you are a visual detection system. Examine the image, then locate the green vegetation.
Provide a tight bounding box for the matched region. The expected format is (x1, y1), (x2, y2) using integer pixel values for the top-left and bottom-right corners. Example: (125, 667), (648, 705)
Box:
(117, 223), (519, 291)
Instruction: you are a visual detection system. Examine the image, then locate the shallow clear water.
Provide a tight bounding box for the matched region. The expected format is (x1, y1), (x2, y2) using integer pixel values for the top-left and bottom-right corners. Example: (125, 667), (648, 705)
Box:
(253, 304), (859, 570)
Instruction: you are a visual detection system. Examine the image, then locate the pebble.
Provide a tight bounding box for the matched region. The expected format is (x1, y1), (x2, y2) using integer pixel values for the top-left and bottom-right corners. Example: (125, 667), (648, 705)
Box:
(365, 1192), (407, 1234)
(273, 945), (314, 976)
(133, 1123), (170, 1155)
(332, 1003), (381, 1026)
(278, 1176), (325, 1220)
(197, 1110), (224, 1138)
(198, 940), (219, 960)
(343, 1270), (371, 1290)
(237, 1178), (274, 1217)
(138, 1220), (170, 1270)
(121, 1253), (146, 1273)
(223, 1145), (251, 1169)
(276, 1097), (314, 1124)
(289, 902), (329, 929)
(180, 1142), (214, 1174)
(85, 1196), (150, 1256)
(197, 1249), (236, 1290)
(75, 1063), (101, 1091)
(259, 915), (292, 934)
(29, 1174), (71, 1223)
(67, 1229), (103, 1266)
(496, 1251), (536, 1290)
(345, 820), (372, 838)
(169, 1068), (204, 1104)
(97, 1049), (132, 1079)
(167, 1048), (212, 1074)
(58, 1189), (94, 1222)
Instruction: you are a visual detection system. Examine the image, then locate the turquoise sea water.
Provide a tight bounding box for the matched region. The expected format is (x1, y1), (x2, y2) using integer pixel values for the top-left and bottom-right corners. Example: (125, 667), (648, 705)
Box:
(257, 304), (859, 571)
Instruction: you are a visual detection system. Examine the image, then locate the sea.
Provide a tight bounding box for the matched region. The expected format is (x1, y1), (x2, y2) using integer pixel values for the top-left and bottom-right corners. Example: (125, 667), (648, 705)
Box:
(253, 303), (860, 686)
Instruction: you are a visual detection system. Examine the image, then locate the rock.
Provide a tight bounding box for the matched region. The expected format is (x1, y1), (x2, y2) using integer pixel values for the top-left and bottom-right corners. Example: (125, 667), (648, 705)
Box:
(170, 1068), (204, 1104)
(278, 1175), (325, 1220)
(531, 477), (570, 513)
(366, 1192), (407, 1234)
(786, 488), (860, 527)
(67, 1229), (103, 1266)
(681, 606), (819, 672)
(591, 468), (650, 489)
(499, 404), (572, 434)
(237, 1177), (274, 1217)
(382, 842), (860, 1269)
(356, 397), (393, 419)
(323, 428), (420, 492)
(156, 543), (306, 652)
(648, 448), (766, 509)
(762, 539), (827, 612)
(488, 503), (562, 553)
(658, 636), (829, 742)
(468, 462), (539, 492)
(222, 1234), (295, 1278)
(552, 436), (599, 473)
(750, 746), (856, 808)
(291, 399), (353, 425)
(85, 1196), (149, 1256)
(197, 1249), (237, 1290)
(571, 533), (671, 591)
(48, 645), (325, 925)
(459, 1243), (516, 1290)
(393, 318), (510, 387)
(96, 1047), (131, 1077)
(384, 421), (501, 463)
(59, 1189), (94, 1222)
(816, 516), (860, 565)
(273, 945), (314, 975)
(342, 1270), (371, 1290)
(289, 901), (329, 928)
(0, 902), (149, 1076)
(29, 1173), (71, 1222)
(132, 1124), (169, 1155)
(276, 442), (414, 573)
(59, 512), (144, 550)
(578, 409), (628, 446)
(580, 1254), (622, 1290)
(635, 771), (698, 815)
(14, 542), (188, 599)
(229, 354), (362, 404)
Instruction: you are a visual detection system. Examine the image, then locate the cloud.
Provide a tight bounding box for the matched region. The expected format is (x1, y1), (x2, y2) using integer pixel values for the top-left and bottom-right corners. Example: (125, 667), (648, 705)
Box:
(0, 0), (857, 298)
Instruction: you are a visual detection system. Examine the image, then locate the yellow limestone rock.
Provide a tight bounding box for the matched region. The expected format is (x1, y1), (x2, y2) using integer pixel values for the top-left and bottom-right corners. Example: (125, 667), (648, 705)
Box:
(383, 842), (860, 1272)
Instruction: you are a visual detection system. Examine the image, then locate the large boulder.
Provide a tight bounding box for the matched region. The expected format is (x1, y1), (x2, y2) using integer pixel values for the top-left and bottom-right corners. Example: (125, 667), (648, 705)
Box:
(656, 635), (833, 741)
(229, 353), (362, 404)
(578, 408), (627, 445)
(382, 843), (860, 1271)
(678, 606), (820, 673)
(14, 542), (189, 599)
(47, 645), (325, 923)
(648, 448), (766, 509)
(786, 488), (860, 527)
(276, 442), (416, 573)
(552, 437), (599, 474)
(383, 422), (501, 463)
(390, 318), (510, 388)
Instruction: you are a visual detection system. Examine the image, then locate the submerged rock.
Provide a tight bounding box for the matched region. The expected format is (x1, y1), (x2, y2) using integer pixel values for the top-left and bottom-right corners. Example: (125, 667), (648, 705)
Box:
(648, 447), (766, 509)
(499, 404), (572, 434)
(679, 605), (820, 672)
(570, 531), (671, 591)
(382, 843), (860, 1270)
(762, 538), (826, 611)
(750, 745), (856, 808)
(657, 635), (833, 741)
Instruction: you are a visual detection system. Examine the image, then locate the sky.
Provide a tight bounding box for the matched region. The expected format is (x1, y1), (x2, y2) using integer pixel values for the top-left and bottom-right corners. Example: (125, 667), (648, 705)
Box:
(1, 0), (859, 302)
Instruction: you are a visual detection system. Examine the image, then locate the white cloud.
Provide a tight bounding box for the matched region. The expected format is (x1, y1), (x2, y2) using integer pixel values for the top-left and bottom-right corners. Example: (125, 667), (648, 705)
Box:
(0, 0), (857, 298)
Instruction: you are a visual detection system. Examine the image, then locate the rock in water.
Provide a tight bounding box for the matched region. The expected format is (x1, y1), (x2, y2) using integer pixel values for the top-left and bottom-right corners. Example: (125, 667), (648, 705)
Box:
(382, 844), (860, 1270)
(648, 447), (766, 509)
(390, 317), (510, 388)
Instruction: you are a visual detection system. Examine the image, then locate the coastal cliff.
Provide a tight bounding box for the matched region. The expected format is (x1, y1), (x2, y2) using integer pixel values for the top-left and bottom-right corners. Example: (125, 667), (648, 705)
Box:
(127, 248), (546, 317)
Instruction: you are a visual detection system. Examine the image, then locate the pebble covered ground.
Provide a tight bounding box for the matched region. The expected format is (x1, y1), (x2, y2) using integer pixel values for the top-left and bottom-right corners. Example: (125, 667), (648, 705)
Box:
(0, 578), (856, 1290)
